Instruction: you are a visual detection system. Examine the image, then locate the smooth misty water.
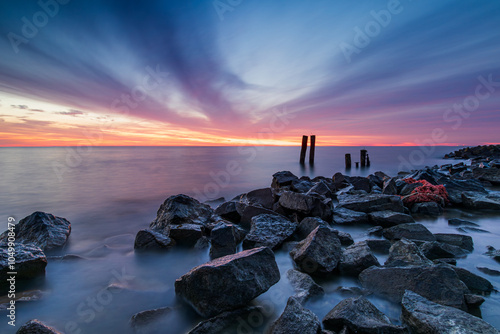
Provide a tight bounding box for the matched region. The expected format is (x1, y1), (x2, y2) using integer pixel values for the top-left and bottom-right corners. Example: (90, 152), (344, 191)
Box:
(1, 146), (499, 333)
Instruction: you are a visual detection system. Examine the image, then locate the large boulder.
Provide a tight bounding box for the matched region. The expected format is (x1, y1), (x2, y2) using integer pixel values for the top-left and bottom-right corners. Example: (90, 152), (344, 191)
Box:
(359, 265), (468, 310)
(167, 224), (205, 246)
(0, 212), (71, 251)
(401, 290), (499, 334)
(286, 269), (324, 303)
(384, 238), (433, 267)
(278, 191), (332, 221)
(242, 214), (296, 250)
(209, 223), (237, 259)
(150, 195), (214, 232)
(214, 201), (241, 223)
(290, 227), (342, 275)
(238, 188), (275, 209)
(339, 241), (380, 276)
(434, 233), (473, 252)
(1, 243), (47, 290)
(332, 208), (369, 225)
(188, 306), (264, 334)
(337, 194), (405, 213)
(16, 319), (63, 334)
(306, 181), (335, 199)
(267, 297), (322, 334)
(322, 297), (406, 334)
(368, 210), (415, 227)
(175, 247), (280, 317)
(134, 229), (176, 251)
(419, 241), (467, 260)
(272, 171), (299, 189)
(448, 265), (494, 294)
(383, 223), (435, 242)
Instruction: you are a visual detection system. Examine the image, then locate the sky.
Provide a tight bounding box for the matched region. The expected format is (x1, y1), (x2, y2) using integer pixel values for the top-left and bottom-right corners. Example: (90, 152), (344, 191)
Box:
(0, 0), (499, 147)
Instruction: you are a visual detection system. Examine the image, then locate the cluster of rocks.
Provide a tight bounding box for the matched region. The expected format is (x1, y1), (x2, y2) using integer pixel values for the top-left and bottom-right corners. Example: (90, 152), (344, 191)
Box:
(129, 166), (500, 333)
(445, 145), (500, 160)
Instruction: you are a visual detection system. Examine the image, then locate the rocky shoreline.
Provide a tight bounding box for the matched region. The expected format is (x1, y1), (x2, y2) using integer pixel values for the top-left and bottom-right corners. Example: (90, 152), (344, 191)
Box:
(2, 145), (500, 333)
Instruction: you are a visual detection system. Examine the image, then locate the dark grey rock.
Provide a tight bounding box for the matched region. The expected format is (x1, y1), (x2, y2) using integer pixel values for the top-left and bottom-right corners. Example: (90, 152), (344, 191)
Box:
(268, 297), (322, 334)
(442, 179), (487, 205)
(485, 246), (500, 262)
(410, 202), (443, 217)
(238, 204), (280, 230)
(349, 176), (372, 193)
(16, 319), (63, 334)
(272, 171), (299, 189)
(434, 233), (473, 252)
(210, 223), (237, 259)
(168, 224), (204, 246)
(188, 306), (264, 334)
(337, 194), (405, 213)
(448, 265), (494, 294)
(383, 223), (436, 242)
(419, 241), (468, 260)
(448, 218), (479, 227)
(0, 212), (71, 251)
(382, 178), (398, 195)
(240, 188), (275, 209)
(333, 230), (354, 247)
(1, 243), (47, 290)
(332, 207), (369, 225)
(464, 294), (485, 308)
(322, 297), (406, 334)
(295, 217), (329, 240)
(150, 195), (214, 232)
(175, 247), (280, 317)
(134, 229), (176, 251)
(385, 239), (433, 267)
(477, 266), (500, 276)
(214, 201), (241, 223)
(366, 226), (384, 237)
(243, 214), (296, 250)
(401, 290), (498, 334)
(286, 269), (324, 303)
(359, 265), (468, 310)
(279, 191), (332, 221)
(339, 241), (380, 276)
(365, 239), (392, 253)
(457, 226), (491, 234)
(306, 181), (335, 199)
(130, 307), (173, 330)
(290, 226), (342, 275)
(461, 191), (500, 210)
(368, 210), (415, 227)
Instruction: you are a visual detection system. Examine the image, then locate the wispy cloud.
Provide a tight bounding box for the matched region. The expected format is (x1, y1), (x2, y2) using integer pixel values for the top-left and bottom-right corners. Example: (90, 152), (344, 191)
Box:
(56, 109), (85, 117)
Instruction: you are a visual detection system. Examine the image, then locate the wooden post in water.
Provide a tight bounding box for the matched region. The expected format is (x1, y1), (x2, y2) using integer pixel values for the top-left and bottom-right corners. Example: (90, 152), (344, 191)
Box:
(361, 149), (367, 167)
(366, 154), (371, 167)
(309, 135), (316, 164)
(345, 154), (352, 169)
(355, 162), (359, 168)
(300, 135), (308, 164)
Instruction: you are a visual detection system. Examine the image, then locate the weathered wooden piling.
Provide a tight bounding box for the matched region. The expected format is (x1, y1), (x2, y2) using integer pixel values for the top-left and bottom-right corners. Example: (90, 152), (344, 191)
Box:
(309, 135), (316, 164)
(361, 149), (367, 167)
(345, 154), (352, 169)
(300, 135), (308, 164)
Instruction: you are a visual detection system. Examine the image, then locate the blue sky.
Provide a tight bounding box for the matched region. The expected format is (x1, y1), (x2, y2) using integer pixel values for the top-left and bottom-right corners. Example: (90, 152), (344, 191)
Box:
(0, 0), (499, 146)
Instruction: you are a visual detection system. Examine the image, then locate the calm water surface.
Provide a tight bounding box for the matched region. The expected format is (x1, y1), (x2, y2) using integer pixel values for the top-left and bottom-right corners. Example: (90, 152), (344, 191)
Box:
(1, 146), (499, 333)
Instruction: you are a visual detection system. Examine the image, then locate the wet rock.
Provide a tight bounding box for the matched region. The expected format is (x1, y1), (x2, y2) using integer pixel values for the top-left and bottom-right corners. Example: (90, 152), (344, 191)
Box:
(333, 230), (354, 247)
(405, 168), (441, 185)
(401, 290), (498, 334)
(400, 182), (422, 196)
(332, 207), (369, 225)
(286, 269), (324, 303)
(175, 247), (280, 317)
(448, 218), (479, 227)
(238, 205), (280, 229)
(268, 297), (322, 334)
(339, 241), (380, 276)
(168, 224), (204, 246)
(461, 191), (500, 210)
(442, 179), (487, 205)
(368, 210), (415, 228)
(385, 239), (433, 267)
(0, 212), (71, 251)
(306, 181), (335, 199)
(295, 217), (329, 240)
(134, 229), (176, 251)
(464, 294), (485, 308)
(272, 171), (299, 189)
(349, 176), (372, 193)
(457, 226), (491, 234)
(290, 226), (342, 275)
(382, 178), (398, 195)
(434, 258), (457, 266)
(477, 266), (500, 276)
(188, 306), (264, 334)
(448, 265), (494, 294)
(419, 241), (468, 260)
(16, 319), (63, 334)
(209, 223), (237, 259)
(239, 188), (275, 209)
(242, 214), (296, 250)
(383, 223), (436, 242)
(366, 226), (384, 237)
(130, 307), (173, 330)
(214, 201), (241, 223)
(1, 243), (47, 290)
(322, 297), (406, 334)
(365, 239), (392, 253)
(359, 265), (468, 310)
(410, 202), (443, 217)
(292, 179), (315, 193)
(337, 194), (405, 213)
(279, 191), (332, 221)
(434, 233), (473, 252)
(150, 195), (214, 232)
